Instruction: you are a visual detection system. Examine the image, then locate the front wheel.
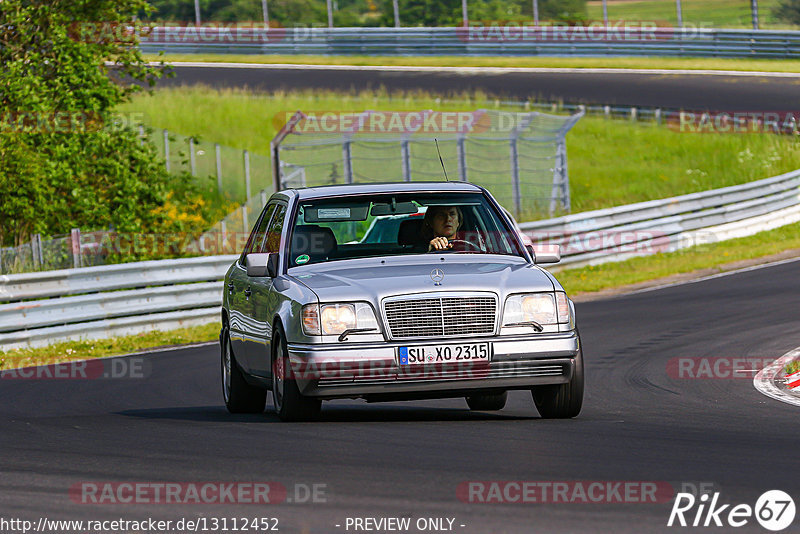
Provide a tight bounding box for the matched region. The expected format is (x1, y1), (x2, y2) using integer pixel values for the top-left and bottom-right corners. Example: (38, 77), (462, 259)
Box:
(221, 327), (266, 414)
(531, 336), (584, 419)
(465, 391), (508, 411)
(272, 329), (321, 422)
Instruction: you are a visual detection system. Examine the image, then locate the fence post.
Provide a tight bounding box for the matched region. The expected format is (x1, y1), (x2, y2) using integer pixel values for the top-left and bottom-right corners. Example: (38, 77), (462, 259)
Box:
(401, 139), (411, 182)
(457, 136), (467, 182)
(241, 205), (249, 234)
(31, 234), (43, 270)
(244, 150), (251, 202)
(221, 220), (228, 253)
(189, 137), (197, 176)
(604, 105), (610, 118)
(630, 107), (637, 121)
(509, 137), (521, 219)
(261, 190), (268, 209)
(70, 228), (82, 269)
(342, 140), (354, 184)
(163, 129), (170, 173)
(655, 108), (662, 125)
(550, 141), (570, 216)
(215, 143), (223, 195)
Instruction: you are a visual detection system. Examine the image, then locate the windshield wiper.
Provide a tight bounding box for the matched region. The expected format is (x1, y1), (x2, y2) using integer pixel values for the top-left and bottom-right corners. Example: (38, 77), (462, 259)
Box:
(338, 328), (378, 342)
(503, 321), (544, 332)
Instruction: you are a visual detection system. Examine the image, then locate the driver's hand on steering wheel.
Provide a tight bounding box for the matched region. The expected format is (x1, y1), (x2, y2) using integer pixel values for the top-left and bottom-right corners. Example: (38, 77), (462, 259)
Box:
(428, 236), (452, 251)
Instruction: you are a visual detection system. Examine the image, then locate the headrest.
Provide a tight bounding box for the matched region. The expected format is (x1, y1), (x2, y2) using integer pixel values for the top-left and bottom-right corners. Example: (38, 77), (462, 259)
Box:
(291, 225), (337, 264)
(398, 218), (426, 246)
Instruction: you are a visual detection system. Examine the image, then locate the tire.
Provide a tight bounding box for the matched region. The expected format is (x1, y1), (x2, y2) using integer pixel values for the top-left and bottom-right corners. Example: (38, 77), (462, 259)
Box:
(465, 391), (508, 411)
(531, 336), (584, 419)
(272, 327), (321, 422)
(221, 326), (267, 414)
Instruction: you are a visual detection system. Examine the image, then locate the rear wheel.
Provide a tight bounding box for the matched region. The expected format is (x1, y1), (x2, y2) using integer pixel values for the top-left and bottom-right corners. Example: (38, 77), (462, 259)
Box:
(465, 391), (508, 411)
(272, 328), (321, 422)
(531, 336), (584, 419)
(221, 326), (266, 414)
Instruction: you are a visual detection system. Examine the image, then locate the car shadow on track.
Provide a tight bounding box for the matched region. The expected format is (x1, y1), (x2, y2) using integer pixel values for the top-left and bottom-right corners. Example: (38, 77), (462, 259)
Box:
(116, 404), (539, 423)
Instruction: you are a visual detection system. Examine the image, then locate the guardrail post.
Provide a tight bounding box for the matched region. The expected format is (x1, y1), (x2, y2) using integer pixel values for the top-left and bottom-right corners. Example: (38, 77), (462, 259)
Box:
(343, 140), (354, 184)
(221, 221), (228, 251)
(31, 234), (43, 270)
(70, 228), (82, 269)
(509, 136), (521, 219)
(244, 150), (251, 202)
(189, 137), (197, 176)
(215, 143), (223, 195)
(241, 205), (249, 233)
(604, 105), (610, 119)
(457, 135), (467, 182)
(163, 129), (170, 173)
(401, 139), (411, 182)
(631, 107), (637, 122)
(655, 108), (662, 125)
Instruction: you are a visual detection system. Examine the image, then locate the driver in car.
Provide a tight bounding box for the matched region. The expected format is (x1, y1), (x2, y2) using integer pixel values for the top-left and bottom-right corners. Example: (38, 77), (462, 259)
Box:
(425, 205), (484, 252)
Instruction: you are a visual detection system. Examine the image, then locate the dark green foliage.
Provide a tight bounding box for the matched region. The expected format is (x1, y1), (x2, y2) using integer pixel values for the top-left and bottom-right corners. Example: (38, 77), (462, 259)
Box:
(0, 0), (222, 251)
(774, 0), (800, 24)
(144, 0), (587, 27)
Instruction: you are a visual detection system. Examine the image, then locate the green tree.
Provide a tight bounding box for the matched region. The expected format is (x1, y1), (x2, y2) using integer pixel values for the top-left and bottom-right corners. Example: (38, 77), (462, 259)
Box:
(774, 0), (800, 25)
(0, 0), (213, 251)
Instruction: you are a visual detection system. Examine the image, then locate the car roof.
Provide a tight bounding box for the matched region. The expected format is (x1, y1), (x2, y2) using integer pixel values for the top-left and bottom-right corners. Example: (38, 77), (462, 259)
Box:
(288, 181), (483, 201)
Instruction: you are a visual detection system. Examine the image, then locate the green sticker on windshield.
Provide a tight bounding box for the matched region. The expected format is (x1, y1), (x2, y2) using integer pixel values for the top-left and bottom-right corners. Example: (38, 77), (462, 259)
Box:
(295, 254), (310, 265)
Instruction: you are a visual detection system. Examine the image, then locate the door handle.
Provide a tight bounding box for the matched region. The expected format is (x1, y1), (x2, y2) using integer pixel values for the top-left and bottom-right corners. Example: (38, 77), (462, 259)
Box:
(244, 287), (252, 298)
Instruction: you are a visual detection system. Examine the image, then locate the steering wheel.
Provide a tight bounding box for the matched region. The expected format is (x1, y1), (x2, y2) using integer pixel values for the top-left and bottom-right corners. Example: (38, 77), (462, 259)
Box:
(448, 239), (483, 252)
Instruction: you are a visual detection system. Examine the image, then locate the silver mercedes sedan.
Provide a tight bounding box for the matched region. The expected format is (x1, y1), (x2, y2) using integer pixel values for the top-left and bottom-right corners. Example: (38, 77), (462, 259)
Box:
(220, 182), (583, 421)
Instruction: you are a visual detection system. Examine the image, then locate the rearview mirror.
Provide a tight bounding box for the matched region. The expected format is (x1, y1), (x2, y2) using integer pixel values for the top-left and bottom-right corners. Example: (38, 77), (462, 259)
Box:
(246, 252), (280, 277)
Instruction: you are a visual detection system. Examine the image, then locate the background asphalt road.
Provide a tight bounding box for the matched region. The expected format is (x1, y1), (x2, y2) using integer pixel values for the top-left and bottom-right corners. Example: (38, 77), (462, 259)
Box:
(1, 259), (799, 533)
(161, 65), (800, 110)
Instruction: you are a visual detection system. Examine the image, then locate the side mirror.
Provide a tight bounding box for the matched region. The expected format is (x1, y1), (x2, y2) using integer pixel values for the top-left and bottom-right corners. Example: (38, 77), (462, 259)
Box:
(246, 253), (280, 277)
(533, 244), (561, 264)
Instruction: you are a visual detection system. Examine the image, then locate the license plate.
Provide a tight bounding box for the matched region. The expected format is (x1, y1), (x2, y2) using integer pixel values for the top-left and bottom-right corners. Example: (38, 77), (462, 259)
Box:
(397, 343), (491, 366)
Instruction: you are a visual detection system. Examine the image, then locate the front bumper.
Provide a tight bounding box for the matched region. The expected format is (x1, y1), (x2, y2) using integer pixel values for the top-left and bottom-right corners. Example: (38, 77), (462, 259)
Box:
(286, 332), (580, 399)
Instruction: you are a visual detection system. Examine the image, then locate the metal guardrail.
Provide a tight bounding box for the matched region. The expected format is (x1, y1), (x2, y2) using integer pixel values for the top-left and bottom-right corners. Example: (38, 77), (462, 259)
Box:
(2, 168), (800, 350)
(139, 27), (800, 58)
(519, 169), (800, 268)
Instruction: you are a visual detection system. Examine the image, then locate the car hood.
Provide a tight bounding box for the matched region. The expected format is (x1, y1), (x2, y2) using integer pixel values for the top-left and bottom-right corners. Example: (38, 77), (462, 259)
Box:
(288, 254), (555, 304)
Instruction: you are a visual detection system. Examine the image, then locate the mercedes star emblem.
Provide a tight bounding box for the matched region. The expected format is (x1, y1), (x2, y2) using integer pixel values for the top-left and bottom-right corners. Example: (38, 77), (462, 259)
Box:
(430, 268), (445, 285)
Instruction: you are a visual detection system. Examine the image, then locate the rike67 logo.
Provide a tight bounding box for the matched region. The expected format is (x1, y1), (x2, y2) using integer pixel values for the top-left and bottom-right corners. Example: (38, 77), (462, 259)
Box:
(668, 490), (795, 531)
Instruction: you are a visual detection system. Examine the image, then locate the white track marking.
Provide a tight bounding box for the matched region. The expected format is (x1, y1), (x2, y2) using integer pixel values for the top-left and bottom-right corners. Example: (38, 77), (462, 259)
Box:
(754, 347), (800, 407)
(155, 61), (800, 78)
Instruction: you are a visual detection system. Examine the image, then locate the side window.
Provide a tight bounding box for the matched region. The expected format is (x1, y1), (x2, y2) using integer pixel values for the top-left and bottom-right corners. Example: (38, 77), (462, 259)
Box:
(240, 204), (276, 262)
(262, 204), (287, 254)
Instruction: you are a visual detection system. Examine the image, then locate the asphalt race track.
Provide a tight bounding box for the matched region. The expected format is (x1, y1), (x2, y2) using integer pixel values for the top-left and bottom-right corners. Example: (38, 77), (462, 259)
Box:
(2, 259), (799, 533)
(160, 64), (800, 110)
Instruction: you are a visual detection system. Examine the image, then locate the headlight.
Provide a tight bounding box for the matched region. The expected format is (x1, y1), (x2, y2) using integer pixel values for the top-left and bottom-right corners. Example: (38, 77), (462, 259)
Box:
(502, 293), (557, 326)
(301, 303), (379, 336)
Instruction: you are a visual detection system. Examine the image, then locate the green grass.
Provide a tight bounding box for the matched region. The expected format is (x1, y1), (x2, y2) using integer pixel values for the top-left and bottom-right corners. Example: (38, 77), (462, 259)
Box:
(0, 322), (220, 370)
(786, 359), (800, 375)
(146, 53), (800, 73)
(555, 222), (800, 294)
(587, 0), (791, 29)
(119, 86), (800, 218)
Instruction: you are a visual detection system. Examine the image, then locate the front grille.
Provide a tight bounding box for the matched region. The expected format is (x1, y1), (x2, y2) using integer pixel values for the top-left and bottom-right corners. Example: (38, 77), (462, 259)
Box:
(384, 295), (497, 339)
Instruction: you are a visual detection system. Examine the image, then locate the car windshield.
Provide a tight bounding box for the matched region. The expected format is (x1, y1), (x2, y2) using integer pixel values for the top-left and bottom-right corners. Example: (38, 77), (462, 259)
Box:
(288, 192), (524, 267)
